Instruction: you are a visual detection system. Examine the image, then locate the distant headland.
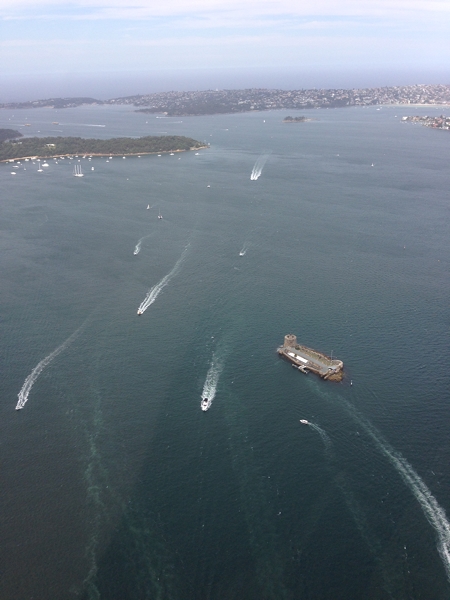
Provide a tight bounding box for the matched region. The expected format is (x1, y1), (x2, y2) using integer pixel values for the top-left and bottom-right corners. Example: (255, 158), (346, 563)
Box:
(402, 115), (449, 130)
(1, 84), (449, 117)
(0, 134), (205, 162)
(0, 129), (23, 143)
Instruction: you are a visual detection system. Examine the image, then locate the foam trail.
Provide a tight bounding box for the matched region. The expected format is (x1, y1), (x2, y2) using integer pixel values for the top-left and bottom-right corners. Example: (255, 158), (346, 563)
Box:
(239, 243), (249, 256)
(133, 233), (152, 255)
(201, 353), (223, 411)
(306, 379), (450, 579)
(307, 423), (332, 449)
(354, 409), (450, 580)
(137, 245), (189, 314)
(16, 321), (86, 410)
(250, 153), (270, 180)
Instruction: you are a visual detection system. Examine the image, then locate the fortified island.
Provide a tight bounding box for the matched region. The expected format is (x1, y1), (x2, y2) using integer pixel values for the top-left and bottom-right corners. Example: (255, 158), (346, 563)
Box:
(283, 116), (311, 123)
(278, 334), (344, 382)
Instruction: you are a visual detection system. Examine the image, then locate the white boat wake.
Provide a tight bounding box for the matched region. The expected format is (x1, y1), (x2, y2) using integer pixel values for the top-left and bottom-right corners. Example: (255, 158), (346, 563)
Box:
(306, 380), (450, 579)
(201, 353), (224, 411)
(250, 154), (270, 180)
(353, 407), (450, 580)
(306, 422), (332, 450)
(133, 234), (152, 255)
(137, 245), (189, 315)
(16, 321), (86, 410)
(239, 243), (249, 256)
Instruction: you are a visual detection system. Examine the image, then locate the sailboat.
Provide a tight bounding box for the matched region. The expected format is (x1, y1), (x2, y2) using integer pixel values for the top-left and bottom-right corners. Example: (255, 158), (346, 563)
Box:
(147, 204), (150, 209)
(158, 210), (163, 219)
(73, 164), (84, 177)
(37, 161), (43, 172)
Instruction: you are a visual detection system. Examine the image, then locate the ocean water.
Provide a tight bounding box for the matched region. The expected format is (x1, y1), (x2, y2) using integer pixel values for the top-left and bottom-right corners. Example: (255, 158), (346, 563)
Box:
(0, 104), (449, 599)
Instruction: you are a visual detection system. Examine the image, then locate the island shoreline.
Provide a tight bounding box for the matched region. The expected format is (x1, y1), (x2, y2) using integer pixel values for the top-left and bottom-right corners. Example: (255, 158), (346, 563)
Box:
(0, 146), (208, 163)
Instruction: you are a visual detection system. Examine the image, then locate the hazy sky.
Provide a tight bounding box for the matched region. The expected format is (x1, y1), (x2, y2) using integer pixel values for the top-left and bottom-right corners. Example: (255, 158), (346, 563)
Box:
(1, 0), (449, 98)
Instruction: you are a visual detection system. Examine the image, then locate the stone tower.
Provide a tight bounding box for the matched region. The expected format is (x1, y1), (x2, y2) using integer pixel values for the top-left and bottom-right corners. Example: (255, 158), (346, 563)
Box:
(284, 334), (297, 348)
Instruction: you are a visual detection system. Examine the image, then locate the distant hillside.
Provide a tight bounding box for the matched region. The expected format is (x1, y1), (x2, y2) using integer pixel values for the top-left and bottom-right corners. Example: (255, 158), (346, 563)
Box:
(0, 129), (22, 143)
(0, 97), (102, 110)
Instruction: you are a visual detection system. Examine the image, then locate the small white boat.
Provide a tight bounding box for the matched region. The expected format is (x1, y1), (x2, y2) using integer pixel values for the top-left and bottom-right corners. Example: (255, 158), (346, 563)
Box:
(207, 184), (210, 188)
(11, 172), (17, 175)
(158, 210), (163, 219)
(73, 164), (84, 177)
(42, 162), (49, 167)
(137, 309), (143, 315)
(147, 204), (150, 209)
(201, 398), (210, 411)
(299, 419), (309, 425)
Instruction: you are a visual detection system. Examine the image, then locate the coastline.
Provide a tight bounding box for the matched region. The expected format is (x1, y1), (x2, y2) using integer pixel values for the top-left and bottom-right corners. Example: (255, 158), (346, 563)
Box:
(0, 146), (207, 163)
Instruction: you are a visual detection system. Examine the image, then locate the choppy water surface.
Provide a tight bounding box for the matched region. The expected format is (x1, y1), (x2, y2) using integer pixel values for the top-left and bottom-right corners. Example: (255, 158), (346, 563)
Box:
(0, 105), (449, 599)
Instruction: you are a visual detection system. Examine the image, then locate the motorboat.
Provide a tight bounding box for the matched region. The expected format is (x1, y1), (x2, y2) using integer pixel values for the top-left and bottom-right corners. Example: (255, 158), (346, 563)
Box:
(137, 309), (143, 315)
(201, 398), (209, 411)
(299, 419), (309, 425)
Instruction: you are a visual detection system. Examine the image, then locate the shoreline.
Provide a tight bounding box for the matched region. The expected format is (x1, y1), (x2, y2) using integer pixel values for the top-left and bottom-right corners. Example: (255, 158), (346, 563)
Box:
(1, 145), (207, 163)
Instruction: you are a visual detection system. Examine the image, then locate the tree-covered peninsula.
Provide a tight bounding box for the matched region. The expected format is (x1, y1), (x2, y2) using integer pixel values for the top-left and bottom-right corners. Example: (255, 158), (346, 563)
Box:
(0, 135), (205, 161)
(0, 128), (23, 143)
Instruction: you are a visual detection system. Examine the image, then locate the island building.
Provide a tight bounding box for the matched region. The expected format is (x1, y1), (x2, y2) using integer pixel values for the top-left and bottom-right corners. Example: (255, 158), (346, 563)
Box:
(277, 334), (344, 381)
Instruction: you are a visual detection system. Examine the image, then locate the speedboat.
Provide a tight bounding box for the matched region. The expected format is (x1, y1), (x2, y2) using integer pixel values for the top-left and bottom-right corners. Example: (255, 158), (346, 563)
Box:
(201, 398), (209, 411)
(299, 419), (309, 425)
(137, 309), (143, 315)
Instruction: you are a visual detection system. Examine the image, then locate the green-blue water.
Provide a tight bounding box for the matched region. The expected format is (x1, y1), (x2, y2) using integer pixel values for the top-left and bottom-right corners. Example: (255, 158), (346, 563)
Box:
(1, 105), (449, 599)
